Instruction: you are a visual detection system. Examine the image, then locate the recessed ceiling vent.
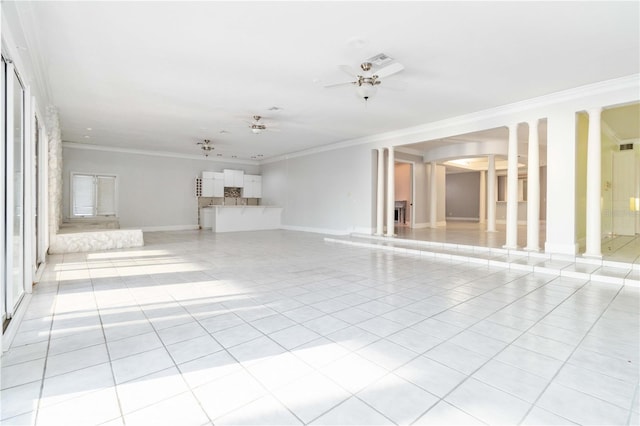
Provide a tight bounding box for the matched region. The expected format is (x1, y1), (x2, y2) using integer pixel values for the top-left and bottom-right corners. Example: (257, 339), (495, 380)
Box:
(366, 53), (393, 67)
(620, 143), (634, 151)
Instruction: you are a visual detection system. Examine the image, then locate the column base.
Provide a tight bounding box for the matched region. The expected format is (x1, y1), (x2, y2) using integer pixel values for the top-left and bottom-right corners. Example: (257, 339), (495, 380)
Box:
(524, 246), (540, 252)
(582, 252), (603, 260)
(503, 244), (519, 250)
(486, 229), (498, 233)
(384, 234), (396, 238)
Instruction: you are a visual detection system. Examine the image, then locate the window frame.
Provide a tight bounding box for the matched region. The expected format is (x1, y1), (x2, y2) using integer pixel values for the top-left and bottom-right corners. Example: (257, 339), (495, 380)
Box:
(70, 171), (119, 218)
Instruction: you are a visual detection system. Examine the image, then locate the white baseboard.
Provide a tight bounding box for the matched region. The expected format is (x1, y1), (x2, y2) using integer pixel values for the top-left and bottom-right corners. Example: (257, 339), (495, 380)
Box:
(138, 225), (200, 232)
(446, 217), (479, 222)
(437, 221), (447, 227)
(495, 220), (527, 225)
(544, 241), (579, 255)
(413, 222), (431, 229)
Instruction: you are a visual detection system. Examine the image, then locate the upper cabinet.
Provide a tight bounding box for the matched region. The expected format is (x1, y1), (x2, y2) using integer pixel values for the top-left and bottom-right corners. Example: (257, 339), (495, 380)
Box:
(202, 172), (224, 197)
(243, 175), (262, 198)
(224, 169), (244, 187)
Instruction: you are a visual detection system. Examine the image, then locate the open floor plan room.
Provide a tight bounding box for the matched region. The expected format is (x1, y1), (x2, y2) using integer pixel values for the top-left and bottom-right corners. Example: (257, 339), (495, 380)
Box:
(1, 2), (639, 425)
(2, 231), (639, 425)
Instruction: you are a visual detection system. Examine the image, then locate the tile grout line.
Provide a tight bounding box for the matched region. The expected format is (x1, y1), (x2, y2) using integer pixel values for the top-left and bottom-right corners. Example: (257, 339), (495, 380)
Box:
(31, 267), (61, 426)
(515, 282), (626, 424)
(115, 272), (216, 425)
(405, 273), (594, 425)
(626, 381), (640, 426)
(169, 287), (308, 425)
(89, 257), (129, 425)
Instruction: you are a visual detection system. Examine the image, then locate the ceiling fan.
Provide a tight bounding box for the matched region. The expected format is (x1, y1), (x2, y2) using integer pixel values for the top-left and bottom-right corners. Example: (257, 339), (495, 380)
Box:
(196, 139), (214, 157)
(324, 53), (405, 101)
(248, 115), (279, 134)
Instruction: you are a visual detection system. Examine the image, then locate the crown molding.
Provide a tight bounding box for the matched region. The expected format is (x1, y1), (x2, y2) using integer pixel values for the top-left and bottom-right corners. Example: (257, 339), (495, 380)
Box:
(63, 142), (260, 165)
(601, 122), (620, 144)
(262, 74), (639, 165)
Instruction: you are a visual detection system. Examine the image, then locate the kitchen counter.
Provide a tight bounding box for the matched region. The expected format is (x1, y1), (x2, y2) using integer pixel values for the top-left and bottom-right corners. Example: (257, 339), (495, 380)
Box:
(209, 205), (282, 232)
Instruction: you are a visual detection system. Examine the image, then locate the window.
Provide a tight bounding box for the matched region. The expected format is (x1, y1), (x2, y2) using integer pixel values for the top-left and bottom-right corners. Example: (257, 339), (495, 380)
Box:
(71, 173), (117, 217)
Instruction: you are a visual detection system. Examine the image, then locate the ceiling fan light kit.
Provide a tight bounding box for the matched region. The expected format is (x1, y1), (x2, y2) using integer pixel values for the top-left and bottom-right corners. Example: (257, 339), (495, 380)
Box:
(197, 139), (214, 157)
(325, 53), (404, 102)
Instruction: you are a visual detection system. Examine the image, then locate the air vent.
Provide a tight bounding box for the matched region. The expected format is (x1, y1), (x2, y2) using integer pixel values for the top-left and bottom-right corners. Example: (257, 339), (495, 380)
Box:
(620, 143), (634, 151)
(366, 53), (393, 66)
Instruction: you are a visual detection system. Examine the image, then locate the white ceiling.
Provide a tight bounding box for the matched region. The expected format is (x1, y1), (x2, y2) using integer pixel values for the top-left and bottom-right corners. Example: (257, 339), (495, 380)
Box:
(8, 1), (640, 161)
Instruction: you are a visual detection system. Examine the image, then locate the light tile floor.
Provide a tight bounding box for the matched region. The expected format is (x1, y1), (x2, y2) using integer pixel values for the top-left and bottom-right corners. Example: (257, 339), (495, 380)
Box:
(2, 230), (639, 425)
(395, 221), (640, 265)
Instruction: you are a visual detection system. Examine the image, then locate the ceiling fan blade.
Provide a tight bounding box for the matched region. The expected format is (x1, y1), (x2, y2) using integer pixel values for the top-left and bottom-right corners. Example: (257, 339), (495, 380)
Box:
(380, 79), (408, 91)
(374, 62), (404, 78)
(323, 80), (355, 88)
(338, 64), (359, 77)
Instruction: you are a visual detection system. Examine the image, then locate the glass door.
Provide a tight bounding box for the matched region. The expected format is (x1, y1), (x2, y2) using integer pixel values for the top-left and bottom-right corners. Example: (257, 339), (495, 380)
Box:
(3, 57), (26, 323)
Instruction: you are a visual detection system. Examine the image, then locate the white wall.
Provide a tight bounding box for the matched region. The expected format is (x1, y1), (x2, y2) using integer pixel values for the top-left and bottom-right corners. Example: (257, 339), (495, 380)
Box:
(62, 147), (260, 229)
(261, 144), (372, 234)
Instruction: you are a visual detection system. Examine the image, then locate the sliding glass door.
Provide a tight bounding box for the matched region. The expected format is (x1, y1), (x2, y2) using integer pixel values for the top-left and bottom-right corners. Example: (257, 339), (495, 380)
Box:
(2, 56), (26, 325)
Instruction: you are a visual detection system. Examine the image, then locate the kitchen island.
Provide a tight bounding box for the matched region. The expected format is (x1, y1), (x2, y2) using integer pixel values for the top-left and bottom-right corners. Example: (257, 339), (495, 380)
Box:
(209, 205), (283, 233)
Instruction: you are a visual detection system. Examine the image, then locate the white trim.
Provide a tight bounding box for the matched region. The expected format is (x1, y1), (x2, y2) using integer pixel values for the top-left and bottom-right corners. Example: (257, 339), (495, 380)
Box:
(437, 220), (448, 227)
(395, 147), (425, 157)
(138, 225), (199, 232)
(37, 120), (48, 265)
(0, 52), (6, 344)
(23, 86), (33, 295)
(412, 222), (431, 229)
(63, 141), (259, 166)
(496, 219), (527, 225)
(544, 241), (579, 256)
(447, 217), (480, 222)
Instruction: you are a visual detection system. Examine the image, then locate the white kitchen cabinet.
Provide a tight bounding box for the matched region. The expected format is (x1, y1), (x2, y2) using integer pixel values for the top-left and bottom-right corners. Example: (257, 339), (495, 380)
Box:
(224, 169), (244, 187)
(200, 207), (213, 229)
(201, 172), (224, 197)
(243, 175), (262, 198)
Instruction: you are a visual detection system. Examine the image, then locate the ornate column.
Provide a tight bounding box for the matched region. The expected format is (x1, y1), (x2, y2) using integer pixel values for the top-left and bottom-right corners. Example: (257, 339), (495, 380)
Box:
(386, 147), (395, 237)
(526, 119), (540, 251)
(584, 108), (603, 258)
(376, 148), (385, 235)
(487, 155), (497, 232)
(505, 123), (519, 249)
(479, 170), (486, 224)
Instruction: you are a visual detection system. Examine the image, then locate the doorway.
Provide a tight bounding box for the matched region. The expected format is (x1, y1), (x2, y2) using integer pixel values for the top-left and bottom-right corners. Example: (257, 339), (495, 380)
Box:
(612, 149), (638, 236)
(394, 161), (414, 228)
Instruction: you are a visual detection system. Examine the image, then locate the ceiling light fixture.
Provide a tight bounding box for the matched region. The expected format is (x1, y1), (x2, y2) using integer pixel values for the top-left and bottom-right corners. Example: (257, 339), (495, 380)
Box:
(353, 63), (379, 102)
(197, 139), (214, 157)
(250, 116), (267, 134)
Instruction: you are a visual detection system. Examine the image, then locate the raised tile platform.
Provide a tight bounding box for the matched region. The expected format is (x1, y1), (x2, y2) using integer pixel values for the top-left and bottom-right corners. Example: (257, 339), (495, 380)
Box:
(325, 233), (640, 287)
(49, 229), (144, 254)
